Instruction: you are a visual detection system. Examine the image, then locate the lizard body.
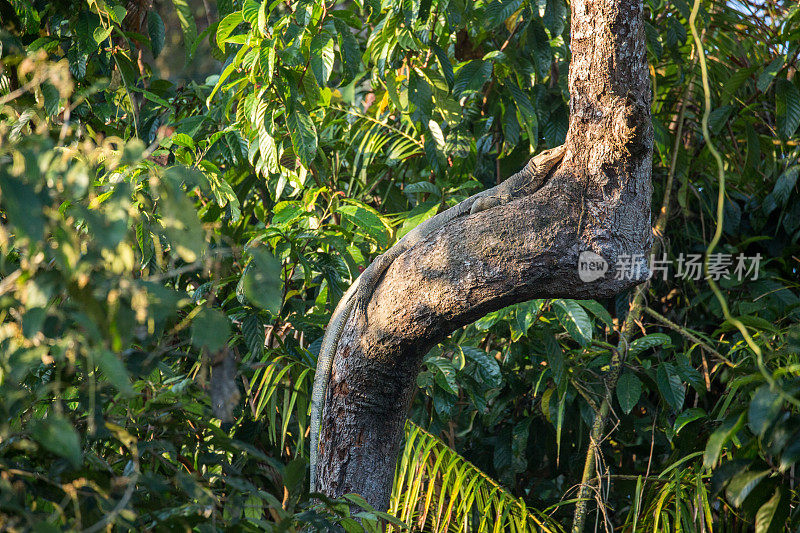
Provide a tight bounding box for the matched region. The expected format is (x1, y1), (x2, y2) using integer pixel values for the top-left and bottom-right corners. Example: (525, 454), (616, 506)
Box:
(309, 144), (565, 491)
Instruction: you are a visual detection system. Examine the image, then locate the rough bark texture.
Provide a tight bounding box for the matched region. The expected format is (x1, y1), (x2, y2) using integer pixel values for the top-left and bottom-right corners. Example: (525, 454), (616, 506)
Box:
(317, 0), (652, 511)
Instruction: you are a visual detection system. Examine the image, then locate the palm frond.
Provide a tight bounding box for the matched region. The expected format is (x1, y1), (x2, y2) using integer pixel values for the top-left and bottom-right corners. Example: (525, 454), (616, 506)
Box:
(389, 421), (565, 533)
(245, 354), (313, 456)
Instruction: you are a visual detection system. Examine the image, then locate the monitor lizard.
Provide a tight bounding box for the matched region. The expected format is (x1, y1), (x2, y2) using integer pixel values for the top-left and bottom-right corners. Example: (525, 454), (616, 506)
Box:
(309, 144), (565, 491)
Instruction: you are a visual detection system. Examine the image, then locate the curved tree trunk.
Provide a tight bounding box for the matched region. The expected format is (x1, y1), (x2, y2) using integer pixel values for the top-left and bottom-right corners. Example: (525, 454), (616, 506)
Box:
(316, 0), (653, 511)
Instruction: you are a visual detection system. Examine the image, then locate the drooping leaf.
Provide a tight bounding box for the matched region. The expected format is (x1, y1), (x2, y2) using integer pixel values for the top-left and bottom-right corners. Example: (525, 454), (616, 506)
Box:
(553, 299), (592, 347)
(286, 99), (318, 167)
(241, 247), (282, 312)
(656, 362), (685, 412)
(775, 79), (800, 139)
(704, 412), (746, 468)
(32, 416), (82, 468)
(191, 308), (231, 352)
(310, 33), (335, 86)
(147, 11), (166, 57)
(171, 0), (198, 63)
(616, 371), (642, 415)
(725, 469), (770, 507)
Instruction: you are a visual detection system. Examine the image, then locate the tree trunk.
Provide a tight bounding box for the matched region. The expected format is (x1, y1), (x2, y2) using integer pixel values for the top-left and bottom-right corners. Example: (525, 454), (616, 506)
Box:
(316, 0), (652, 511)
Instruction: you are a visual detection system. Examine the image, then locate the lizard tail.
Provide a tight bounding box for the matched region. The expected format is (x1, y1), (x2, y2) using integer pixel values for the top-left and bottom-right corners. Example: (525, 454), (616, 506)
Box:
(309, 279), (360, 492)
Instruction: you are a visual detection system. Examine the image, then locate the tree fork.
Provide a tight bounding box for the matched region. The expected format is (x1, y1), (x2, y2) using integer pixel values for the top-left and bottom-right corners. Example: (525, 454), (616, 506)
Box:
(316, 0), (653, 511)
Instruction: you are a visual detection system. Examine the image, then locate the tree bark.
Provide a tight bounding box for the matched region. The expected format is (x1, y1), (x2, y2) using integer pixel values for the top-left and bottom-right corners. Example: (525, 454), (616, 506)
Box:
(316, 0), (652, 511)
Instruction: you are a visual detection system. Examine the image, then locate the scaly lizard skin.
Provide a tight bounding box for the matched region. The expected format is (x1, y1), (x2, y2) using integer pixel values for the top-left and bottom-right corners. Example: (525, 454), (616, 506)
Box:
(309, 144), (565, 491)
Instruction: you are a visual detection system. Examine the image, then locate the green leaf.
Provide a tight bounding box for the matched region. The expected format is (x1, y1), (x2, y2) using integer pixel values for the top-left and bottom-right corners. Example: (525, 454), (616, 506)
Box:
(397, 200), (439, 239)
(704, 412), (745, 468)
(191, 308), (230, 352)
(452, 60), (492, 97)
(429, 357), (458, 395)
(0, 174), (45, 241)
(147, 11), (166, 57)
(93, 25), (113, 44)
(241, 247), (282, 312)
(171, 0), (198, 63)
(310, 33), (335, 86)
(779, 431), (800, 471)
(242, 0), (260, 25)
(241, 314), (265, 357)
(575, 299), (613, 328)
(32, 416), (82, 468)
(215, 12), (243, 53)
(257, 0), (273, 36)
(756, 56), (784, 92)
(776, 79), (800, 139)
(553, 299), (592, 347)
(725, 469), (770, 507)
(656, 362), (684, 412)
(748, 385), (783, 437)
(485, 0), (523, 27)
(96, 349), (135, 396)
(772, 165), (799, 207)
(543, 331), (565, 387)
(337, 201), (389, 247)
(755, 486), (789, 533)
(460, 346), (502, 388)
(286, 100), (318, 168)
(428, 120), (445, 150)
(629, 333), (672, 356)
(673, 407), (706, 435)
(616, 371), (642, 415)
(159, 180), (205, 263)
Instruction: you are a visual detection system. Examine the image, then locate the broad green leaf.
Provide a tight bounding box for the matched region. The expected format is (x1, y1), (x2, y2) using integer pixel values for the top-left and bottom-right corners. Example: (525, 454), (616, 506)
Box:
(776, 79), (800, 139)
(452, 60), (492, 97)
(397, 200), (439, 239)
(0, 174), (45, 240)
(241, 247), (282, 311)
(656, 362), (684, 412)
(616, 371), (642, 415)
(216, 12), (243, 53)
(748, 385), (783, 437)
(241, 313), (265, 357)
(704, 412), (745, 468)
(429, 357), (458, 395)
(171, 0), (198, 63)
(32, 416), (82, 468)
(755, 486), (789, 533)
(93, 25), (113, 44)
(272, 201), (304, 226)
(310, 33), (335, 86)
(191, 308), (230, 352)
(575, 299), (613, 328)
(756, 56), (784, 92)
(543, 331), (565, 387)
(629, 333), (672, 356)
(96, 349), (135, 396)
(673, 407), (706, 435)
(242, 0), (260, 25)
(485, 0), (523, 28)
(779, 431), (800, 471)
(772, 165), (799, 206)
(725, 469), (770, 507)
(553, 299), (592, 347)
(428, 120), (445, 150)
(147, 11), (166, 57)
(159, 181), (205, 263)
(286, 100), (318, 167)
(461, 346), (502, 388)
(337, 201), (389, 247)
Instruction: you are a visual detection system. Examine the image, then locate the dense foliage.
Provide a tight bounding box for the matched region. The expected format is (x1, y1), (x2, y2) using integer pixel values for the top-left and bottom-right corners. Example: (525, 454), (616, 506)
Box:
(1, 0), (799, 531)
